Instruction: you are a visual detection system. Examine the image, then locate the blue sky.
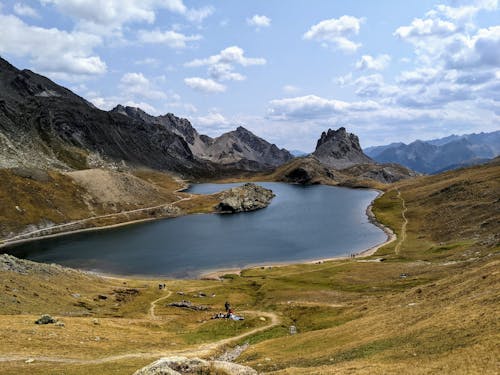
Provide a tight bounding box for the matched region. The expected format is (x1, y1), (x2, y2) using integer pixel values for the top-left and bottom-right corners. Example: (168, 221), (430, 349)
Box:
(0, 0), (499, 151)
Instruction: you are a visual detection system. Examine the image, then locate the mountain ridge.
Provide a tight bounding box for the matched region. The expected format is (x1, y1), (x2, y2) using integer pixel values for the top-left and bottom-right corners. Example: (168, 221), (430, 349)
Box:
(0, 56), (292, 175)
(365, 130), (500, 173)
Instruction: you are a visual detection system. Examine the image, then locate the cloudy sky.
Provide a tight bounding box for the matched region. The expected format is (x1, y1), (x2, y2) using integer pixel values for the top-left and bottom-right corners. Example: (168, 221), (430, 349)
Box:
(0, 0), (499, 151)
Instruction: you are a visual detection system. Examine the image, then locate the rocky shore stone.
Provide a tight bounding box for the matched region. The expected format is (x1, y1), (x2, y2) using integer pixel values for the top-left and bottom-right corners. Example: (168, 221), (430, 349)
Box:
(216, 183), (274, 213)
(133, 356), (257, 375)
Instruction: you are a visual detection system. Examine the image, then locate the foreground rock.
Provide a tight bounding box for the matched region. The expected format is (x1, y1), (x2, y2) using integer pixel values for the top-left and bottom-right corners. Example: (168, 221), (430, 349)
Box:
(216, 183), (274, 213)
(35, 314), (56, 325)
(133, 356), (257, 375)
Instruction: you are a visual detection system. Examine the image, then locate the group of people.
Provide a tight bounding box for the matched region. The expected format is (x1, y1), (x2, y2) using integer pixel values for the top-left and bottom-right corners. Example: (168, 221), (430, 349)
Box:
(211, 301), (244, 321)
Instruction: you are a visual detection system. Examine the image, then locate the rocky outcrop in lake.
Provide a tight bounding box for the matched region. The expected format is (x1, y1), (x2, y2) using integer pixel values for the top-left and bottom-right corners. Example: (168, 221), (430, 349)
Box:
(216, 183), (274, 213)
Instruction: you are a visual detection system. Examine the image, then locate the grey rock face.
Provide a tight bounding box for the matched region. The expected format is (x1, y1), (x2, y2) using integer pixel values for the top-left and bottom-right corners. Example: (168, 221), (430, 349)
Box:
(0, 56), (291, 175)
(216, 183), (275, 213)
(133, 356), (257, 375)
(312, 127), (373, 169)
(112, 106), (293, 170)
(202, 126), (293, 169)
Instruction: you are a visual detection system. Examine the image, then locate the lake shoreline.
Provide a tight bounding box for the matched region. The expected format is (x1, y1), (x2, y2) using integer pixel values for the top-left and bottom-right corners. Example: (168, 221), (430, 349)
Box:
(1, 185), (393, 280)
(199, 191), (396, 280)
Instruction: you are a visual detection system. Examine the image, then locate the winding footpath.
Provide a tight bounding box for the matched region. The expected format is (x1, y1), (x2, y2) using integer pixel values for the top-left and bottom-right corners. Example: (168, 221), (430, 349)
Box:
(394, 190), (408, 255)
(148, 291), (173, 320)
(0, 289), (280, 365)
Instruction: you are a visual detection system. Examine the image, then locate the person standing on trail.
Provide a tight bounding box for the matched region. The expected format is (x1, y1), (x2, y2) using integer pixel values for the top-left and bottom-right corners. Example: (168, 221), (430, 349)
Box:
(225, 301), (230, 312)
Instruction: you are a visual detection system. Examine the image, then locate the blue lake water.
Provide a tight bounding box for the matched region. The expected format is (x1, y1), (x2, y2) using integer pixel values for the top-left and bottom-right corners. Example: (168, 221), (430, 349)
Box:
(5, 183), (386, 278)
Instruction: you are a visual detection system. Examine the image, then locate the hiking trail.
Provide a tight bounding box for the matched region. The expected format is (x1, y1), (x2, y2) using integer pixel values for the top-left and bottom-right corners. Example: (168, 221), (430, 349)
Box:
(395, 190), (408, 255)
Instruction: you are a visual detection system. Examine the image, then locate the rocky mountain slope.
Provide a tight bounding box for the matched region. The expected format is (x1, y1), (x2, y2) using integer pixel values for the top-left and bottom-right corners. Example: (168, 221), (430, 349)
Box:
(111, 105), (292, 170)
(365, 130), (500, 174)
(270, 127), (416, 185)
(313, 127), (373, 169)
(0, 56), (291, 176)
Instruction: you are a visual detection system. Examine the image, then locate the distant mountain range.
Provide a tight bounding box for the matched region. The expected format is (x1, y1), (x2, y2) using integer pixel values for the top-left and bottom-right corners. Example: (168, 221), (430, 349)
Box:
(0, 56), (291, 176)
(365, 131), (500, 174)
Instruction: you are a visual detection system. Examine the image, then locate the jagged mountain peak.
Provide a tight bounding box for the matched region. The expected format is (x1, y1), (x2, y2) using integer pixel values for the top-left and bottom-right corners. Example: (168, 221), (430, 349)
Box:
(313, 127), (372, 169)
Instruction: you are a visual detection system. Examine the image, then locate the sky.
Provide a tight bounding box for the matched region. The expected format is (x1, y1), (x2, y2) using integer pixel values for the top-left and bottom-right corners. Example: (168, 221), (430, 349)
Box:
(0, 0), (499, 151)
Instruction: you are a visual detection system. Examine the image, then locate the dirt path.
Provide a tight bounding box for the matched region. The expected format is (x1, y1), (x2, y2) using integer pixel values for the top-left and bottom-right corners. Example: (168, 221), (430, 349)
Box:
(394, 190), (408, 255)
(1, 182), (197, 247)
(148, 290), (173, 319)
(0, 311), (280, 365)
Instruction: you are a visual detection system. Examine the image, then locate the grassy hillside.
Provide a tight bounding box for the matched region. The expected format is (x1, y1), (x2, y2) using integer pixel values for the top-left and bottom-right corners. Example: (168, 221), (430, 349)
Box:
(0, 160), (498, 374)
(0, 168), (189, 241)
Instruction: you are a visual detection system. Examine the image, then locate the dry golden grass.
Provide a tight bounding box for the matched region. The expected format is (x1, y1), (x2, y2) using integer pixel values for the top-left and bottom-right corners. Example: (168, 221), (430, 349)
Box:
(0, 160), (498, 374)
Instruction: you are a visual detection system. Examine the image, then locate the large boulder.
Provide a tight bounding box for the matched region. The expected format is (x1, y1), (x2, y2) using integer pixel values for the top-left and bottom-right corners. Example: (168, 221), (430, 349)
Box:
(133, 356), (257, 375)
(216, 183), (274, 213)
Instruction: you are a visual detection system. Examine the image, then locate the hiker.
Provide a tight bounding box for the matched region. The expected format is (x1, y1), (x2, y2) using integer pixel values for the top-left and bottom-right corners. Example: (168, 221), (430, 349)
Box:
(224, 301), (230, 312)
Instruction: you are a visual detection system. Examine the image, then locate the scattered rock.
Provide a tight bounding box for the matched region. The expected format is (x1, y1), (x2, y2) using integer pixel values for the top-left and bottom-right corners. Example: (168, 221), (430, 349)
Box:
(55, 321), (65, 327)
(133, 356), (257, 375)
(217, 343), (250, 362)
(25, 358), (34, 364)
(113, 288), (140, 302)
(216, 183), (274, 213)
(35, 314), (56, 325)
(97, 294), (108, 300)
(259, 316), (266, 322)
(167, 300), (210, 311)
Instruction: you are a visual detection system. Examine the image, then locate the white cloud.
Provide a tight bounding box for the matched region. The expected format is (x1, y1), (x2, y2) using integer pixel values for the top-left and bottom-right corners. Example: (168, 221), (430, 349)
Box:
(208, 63), (246, 81)
(446, 25), (500, 68)
(268, 95), (379, 120)
(283, 85), (300, 94)
(355, 54), (391, 71)
(247, 14), (271, 29)
(186, 46), (266, 68)
(431, 1), (498, 22)
(185, 46), (265, 90)
(303, 15), (363, 52)
(13, 3), (39, 18)
(40, 0), (211, 36)
(138, 29), (201, 49)
(184, 77), (226, 93)
(120, 72), (166, 100)
(41, 0), (187, 23)
(186, 6), (214, 23)
(0, 13), (105, 78)
(195, 111), (230, 126)
(394, 17), (457, 39)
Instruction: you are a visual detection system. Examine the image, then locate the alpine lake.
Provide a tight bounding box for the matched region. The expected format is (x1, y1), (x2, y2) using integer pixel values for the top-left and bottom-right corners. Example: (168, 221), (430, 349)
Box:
(6, 182), (387, 278)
